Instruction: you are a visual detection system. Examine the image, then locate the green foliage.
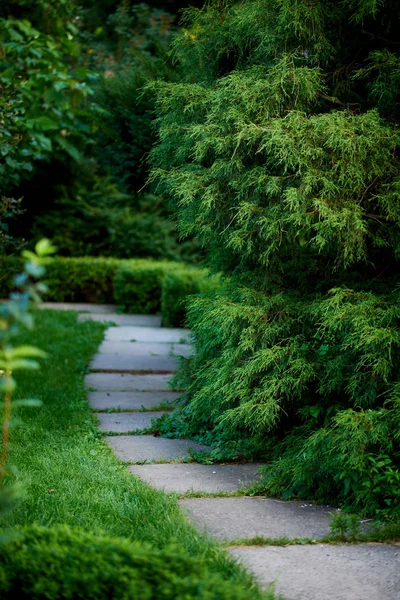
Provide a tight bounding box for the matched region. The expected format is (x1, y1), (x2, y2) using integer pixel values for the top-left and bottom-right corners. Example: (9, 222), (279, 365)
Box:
(150, 0), (400, 518)
(0, 197), (24, 258)
(87, 2), (177, 194)
(43, 257), (120, 303)
(0, 257), (23, 300)
(0, 239), (55, 522)
(32, 175), (188, 260)
(0, 13), (92, 192)
(31, 175), (131, 257)
(106, 196), (186, 261)
(0, 0), (77, 32)
(0, 524), (261, 600)
(78, 0), (201, 32)
(161, 268), (221, 327)
(113, 261), (220, 318)
(328, 512), (362, 542)
(168, 282), (400, 516)
(354, 49), (400, 118)
(114, 262), (175, 314)
(0, 256), (218, 324)
(0, 238), (55, 392)
(151, 65), (399, 278)
(329, 513), (360, 542)
(1, 1), (199, 263)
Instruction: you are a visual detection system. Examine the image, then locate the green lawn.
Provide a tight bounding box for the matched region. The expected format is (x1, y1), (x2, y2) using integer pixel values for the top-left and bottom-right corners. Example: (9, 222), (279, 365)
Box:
(1, 309), (269, 597)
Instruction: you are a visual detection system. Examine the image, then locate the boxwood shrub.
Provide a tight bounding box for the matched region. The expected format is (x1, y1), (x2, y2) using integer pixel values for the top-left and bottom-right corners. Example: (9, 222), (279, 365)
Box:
(0, 524), (258, 600)
(44, 257), (120, 303)
(113, 261), (177, 315)
(0, 256), (220, 325)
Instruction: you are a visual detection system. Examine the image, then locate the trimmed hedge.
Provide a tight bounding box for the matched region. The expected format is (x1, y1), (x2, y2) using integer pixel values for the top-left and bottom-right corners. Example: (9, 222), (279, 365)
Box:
(0, 524), (258, 599)
(45, 257), (120, 304)
(161, 268), (221, 327)
(0, 256), (220, 326)
(114, 261), (177, 314)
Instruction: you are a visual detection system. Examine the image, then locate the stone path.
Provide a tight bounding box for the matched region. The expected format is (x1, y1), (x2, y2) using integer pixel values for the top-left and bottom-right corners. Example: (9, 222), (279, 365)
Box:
(55, 303), (399, 600)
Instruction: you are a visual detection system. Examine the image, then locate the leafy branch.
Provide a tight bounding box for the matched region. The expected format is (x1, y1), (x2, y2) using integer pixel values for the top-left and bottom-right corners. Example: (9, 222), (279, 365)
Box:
(0, 239), (55, 498)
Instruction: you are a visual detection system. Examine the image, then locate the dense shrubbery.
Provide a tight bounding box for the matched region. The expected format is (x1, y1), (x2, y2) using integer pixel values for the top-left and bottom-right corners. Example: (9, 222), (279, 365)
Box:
(86, 2), (177, 193)
(0, 3), (91, 193)
(150, 0), (400, 519)
(0, 1), (199, 262)
(0, 524), (258, 599)
(31, 175), (187, 260)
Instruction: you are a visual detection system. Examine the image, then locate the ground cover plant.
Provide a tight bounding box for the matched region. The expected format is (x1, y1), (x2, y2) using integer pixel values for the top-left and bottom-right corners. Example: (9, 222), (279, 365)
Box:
(0, 307), (267, 598)
(150, 0), (400, 521)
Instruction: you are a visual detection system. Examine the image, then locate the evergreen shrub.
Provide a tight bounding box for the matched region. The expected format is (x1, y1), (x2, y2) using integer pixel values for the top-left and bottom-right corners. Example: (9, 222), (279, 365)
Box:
(28, 170), (192, 262)
(107, 206), (182, 261)
(0, 524), (257, 600)
(150, 0), (400, 518)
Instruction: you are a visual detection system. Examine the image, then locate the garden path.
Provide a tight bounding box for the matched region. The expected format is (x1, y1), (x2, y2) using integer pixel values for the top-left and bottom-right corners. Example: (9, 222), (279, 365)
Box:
(49, 304), (400, 600)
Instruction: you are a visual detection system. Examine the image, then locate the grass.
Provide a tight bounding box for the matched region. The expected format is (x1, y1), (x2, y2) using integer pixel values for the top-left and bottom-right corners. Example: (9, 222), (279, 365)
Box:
(224, 536), (318, 548)
(1, 309), (270, 598)
(177, 489), (251, 499)
(224, 525), (400, 547)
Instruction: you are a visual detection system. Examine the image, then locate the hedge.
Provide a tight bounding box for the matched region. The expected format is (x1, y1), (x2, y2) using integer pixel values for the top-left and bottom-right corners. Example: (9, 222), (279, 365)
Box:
(0, 524), (257, 600)
(114, 261), (178, 314)
(45, 257), (120, 304)
(0, 256), (220, 326)
(161, 268), (221, 327)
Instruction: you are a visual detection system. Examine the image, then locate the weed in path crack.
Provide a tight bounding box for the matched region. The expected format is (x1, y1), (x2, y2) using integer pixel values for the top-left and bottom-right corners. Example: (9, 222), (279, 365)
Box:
(178, 490), (251, 499)
(225, 536), (318, 548)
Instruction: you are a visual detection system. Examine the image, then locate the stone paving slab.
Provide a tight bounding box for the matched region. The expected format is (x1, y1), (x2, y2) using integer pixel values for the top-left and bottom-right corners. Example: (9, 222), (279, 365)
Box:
(106, 435), (210, 463)
(98, 341), (193, 357)
(229, 544), (400, 600)
(105, 326), (191, 343)
(97, 411), (168, 432)
(79, 313), (162, 327)
(85, 373), (176, 391)
(179, 497), (333, 540)
(88, 391), (181, 411)
(90, 354), (177, 372)
(39, 302), (117, 313)
(127, 463), (263, 493)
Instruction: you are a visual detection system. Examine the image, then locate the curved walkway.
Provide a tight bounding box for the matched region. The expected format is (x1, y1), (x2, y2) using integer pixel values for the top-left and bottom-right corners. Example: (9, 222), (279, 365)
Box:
(44, 303), (400, 600)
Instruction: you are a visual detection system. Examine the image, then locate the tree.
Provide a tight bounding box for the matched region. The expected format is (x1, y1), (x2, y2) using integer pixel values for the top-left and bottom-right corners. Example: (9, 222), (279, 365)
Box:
(0, 1), (199, 261)
(0, 2), (92, 193)
(150, 0), (400, 518)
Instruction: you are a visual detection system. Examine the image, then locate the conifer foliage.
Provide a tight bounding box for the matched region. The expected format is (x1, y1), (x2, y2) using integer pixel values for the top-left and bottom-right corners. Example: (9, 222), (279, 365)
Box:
(150, 0), (400, 518)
